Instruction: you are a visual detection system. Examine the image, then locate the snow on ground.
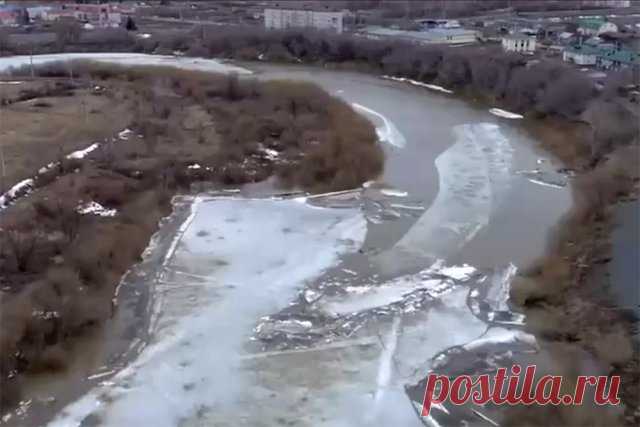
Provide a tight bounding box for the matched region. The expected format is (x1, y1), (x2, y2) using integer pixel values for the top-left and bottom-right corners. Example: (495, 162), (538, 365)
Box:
(352, 102), (407, 148)
(47, 197), (366, 427)
(0, 53), (252, 76)
(489, 108), (523, 119)
(0, 127), (134, 211)
(76, 201), (117, 217)
(382, 75), (454, 94)
(0, 178), (34, 209)
(66, 143), (100, 160)
(262, 148), (279, 161)
(118, 128), (133, 140)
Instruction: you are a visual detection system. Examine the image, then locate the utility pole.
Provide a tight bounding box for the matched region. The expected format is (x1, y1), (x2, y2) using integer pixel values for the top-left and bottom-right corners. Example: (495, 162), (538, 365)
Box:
(30, 43), (34, 79)
(0, 85), (5, 194)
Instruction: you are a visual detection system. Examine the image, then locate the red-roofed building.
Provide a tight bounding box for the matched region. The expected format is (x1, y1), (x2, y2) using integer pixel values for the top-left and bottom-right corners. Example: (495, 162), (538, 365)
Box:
(43, 3), (124, 28)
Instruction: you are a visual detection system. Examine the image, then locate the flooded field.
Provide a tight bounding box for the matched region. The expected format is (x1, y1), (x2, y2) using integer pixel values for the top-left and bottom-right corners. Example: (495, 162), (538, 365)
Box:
(1, 56), (574, 426)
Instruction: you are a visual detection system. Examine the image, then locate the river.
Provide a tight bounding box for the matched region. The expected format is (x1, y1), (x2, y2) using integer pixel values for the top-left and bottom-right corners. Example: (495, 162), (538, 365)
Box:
(0, 54), (573, 426)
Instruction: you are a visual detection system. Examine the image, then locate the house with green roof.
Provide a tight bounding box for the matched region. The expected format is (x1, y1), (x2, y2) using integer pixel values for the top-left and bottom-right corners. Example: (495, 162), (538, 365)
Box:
(596, 47), (640, 72)
(563, 43), (600, 65)
(563, 42), (639, 74)
(577, 18), (618, 36)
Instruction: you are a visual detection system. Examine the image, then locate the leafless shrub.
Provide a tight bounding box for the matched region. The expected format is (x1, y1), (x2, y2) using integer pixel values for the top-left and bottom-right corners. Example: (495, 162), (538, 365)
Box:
(539, 71), (594, 118)
(6, 231), (39, 273)
(436, 51), (472, 88)
(583, 100), (639, 159)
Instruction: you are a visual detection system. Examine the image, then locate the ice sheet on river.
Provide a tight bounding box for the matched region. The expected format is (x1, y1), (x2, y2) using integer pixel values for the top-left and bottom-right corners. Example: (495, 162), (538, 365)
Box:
(375, 123), (514, 273)
(47, 197), (366, 427)
(0, 53), (252, 75)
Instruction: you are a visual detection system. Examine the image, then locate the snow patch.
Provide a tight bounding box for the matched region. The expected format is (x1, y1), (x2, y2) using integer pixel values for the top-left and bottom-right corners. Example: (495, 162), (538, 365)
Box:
(66, 143), (100, 160)
(77, 201), (117, 217)
(118, 128), (132, 140)
(0, 179), (34, 209)
(263, 148), (279, 161)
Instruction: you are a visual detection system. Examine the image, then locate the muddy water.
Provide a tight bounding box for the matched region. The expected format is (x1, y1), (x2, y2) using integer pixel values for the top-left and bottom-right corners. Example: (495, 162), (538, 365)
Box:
(1, 57), (573, 426)
(611, 201), (640, 322)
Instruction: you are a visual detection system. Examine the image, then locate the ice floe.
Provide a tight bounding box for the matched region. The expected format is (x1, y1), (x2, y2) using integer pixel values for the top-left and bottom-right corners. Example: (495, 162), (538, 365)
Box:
(382, 75), (454, 94)
(379, 188), (408, 197)
(489, 108), (523, 119)
(352, 102), (407, 148)
(516, 169), (568, 189)
(374, 123), (513, 273)
(463, 327), (537, 352)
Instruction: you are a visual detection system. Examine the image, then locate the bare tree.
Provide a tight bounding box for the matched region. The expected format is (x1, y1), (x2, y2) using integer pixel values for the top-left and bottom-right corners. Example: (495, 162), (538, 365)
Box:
(540, 72), (594, 118)
(224, 72), (241, 101)
(54, 19), (82, 50)
(0, 28), (11, 56)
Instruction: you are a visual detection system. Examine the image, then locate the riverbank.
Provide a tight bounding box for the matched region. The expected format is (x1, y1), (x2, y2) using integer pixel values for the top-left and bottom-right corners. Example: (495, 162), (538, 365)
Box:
(0, 61), (383, 412)
(506, 123), (639, 425)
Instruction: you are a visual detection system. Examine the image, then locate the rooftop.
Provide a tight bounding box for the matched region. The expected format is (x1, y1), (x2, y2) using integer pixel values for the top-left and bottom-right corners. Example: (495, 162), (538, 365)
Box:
(364, 26), (477, 43)
(503, 34), (536, 40)
(598, 48), (640, 65)
(566, 43), (640, 65)
(565, 44), (601, 55)
(579, 18), (609, 30)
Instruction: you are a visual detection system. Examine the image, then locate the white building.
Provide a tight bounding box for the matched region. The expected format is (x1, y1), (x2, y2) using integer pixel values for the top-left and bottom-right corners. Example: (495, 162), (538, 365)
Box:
(26, 6), (53, 20)
(580, 0), (631, 7)
(264, 8), (344, 33)
(363, 27), (477, 45)
(502, 35), (537, 53)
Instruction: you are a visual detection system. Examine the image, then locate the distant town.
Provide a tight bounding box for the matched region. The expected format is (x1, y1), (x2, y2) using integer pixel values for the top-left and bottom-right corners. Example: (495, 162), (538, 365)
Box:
(0, 0), (638, 82)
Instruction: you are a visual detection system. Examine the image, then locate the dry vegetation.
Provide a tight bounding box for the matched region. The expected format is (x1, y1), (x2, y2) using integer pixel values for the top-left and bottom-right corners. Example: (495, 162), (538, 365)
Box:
(0, 61), (383, 411)
(507, 131), (639, 426)
(0, 79), (131, 191)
